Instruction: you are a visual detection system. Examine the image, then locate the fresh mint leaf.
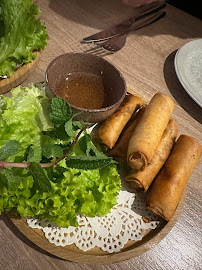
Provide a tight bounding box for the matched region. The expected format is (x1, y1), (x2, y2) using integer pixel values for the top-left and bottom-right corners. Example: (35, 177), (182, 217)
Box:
(43, 124), (69, 141)
(65, 117), (84, 139)
(0, 171), (8, 188)
(41, 144), (53, 159)
(72, 120), (83, 130)
(26, 144), (42, 163)
(0, 169), (22, 191)
(53, 145), (63, 158)
(42, 144), (63, 159)
(49, 98), (72, 124)
(66, 155), (113, 170)
(79, 134), (108, 158)
(26, 145), (34, 161)
(65, 118), (75, 137)
(0, 140), (21, 161)
(29, 162), (52, 192)
(79, 134), (91, 153)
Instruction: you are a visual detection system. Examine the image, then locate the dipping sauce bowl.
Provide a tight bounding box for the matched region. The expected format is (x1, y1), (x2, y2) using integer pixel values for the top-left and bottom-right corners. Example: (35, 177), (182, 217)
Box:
(46, 52), (126, 123)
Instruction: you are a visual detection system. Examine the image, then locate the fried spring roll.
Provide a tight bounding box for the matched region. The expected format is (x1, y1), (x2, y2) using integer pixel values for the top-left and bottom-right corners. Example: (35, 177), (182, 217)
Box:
(110, 107), (145, 163)
(146, 135), (202, 221)
(125, 119), (178, 192)
(127, 92), (174, 171)
(94, 94), (144, 149)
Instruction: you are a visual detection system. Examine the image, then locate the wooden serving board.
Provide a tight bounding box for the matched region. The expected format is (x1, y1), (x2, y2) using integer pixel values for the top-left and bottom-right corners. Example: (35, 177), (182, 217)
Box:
(0, 51), (40, 94)
(8, 190), (186, 264)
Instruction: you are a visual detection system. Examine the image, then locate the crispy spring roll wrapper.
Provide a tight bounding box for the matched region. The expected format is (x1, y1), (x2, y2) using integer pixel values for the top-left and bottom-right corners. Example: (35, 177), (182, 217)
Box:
(127, 92), (175, 171)
(94, 94), (144, 149)
(125, 119), (178, 192)
(110, 107), (145, 163)
(146, 135), (202, 221)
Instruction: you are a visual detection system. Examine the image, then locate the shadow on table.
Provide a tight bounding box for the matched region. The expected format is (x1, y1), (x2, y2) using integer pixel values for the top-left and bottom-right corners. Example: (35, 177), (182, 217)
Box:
(48, 0), (201, 40)
(0, 212), (66, 261)
(163, 50), (202, 124)
(49, 0), (132, 31)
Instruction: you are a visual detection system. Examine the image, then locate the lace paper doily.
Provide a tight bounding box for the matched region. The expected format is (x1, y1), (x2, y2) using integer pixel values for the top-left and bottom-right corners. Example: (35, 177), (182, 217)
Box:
(27, 183), (160, 253)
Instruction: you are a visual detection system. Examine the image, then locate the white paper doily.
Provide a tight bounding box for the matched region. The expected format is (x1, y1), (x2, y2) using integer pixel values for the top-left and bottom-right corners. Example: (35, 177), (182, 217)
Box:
(27, 180), (160, 253)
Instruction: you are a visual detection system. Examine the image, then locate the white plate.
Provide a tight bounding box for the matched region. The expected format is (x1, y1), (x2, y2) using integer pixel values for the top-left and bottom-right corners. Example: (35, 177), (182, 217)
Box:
(174, 39), (202, 108)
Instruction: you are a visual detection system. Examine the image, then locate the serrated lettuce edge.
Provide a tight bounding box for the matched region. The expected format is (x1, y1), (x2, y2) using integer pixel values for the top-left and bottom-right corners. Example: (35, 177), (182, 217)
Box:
(0, 84), (122, 228)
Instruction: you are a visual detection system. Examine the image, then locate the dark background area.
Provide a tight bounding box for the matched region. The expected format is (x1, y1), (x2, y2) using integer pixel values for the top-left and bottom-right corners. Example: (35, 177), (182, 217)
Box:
(168, 0), (202, 19)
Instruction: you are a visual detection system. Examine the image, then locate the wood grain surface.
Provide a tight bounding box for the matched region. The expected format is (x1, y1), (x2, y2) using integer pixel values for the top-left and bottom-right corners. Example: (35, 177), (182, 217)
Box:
(0, 0), (202, 269)
(0, 51), (40, 94)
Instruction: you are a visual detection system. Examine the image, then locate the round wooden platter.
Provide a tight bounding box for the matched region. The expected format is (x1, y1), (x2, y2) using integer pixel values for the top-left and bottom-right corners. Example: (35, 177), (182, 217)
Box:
(8, 190), (186, 264)
(0, 51), (41, 94)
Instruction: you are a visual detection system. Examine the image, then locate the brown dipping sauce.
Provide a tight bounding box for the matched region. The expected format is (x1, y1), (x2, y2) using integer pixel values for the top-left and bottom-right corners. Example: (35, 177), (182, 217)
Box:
(58, 72), (105, 109)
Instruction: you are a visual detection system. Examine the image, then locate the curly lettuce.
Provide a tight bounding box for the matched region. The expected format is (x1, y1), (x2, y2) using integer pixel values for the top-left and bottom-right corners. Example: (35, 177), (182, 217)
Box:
(0, 163), (121, 228)
(0, 85), (121, 227)
(0, 0), (48, 77)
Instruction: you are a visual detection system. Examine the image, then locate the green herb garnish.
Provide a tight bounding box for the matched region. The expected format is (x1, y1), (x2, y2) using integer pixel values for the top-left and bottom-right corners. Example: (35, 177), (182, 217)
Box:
(0, 84), (121, 227)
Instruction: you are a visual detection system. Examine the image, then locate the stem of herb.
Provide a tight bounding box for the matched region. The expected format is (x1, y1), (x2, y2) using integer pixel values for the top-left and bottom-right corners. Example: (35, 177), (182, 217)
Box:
(0, 127), (86, 169)
(53, 126), (86, 166)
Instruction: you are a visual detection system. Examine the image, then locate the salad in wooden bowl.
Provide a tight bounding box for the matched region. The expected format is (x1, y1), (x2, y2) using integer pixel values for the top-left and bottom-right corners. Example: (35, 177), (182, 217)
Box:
(0, 0), (48, 93)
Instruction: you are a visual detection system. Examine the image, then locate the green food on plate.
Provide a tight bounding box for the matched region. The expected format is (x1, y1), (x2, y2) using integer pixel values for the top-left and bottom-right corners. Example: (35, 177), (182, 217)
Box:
(0, 0), (48, 77)
(0, 84), (121, 227)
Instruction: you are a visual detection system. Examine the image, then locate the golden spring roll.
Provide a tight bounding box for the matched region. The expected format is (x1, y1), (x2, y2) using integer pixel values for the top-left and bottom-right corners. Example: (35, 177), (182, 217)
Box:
(146, 135), (202, 221)
(125, 119), (178, 192)
(94, 94), (144, 149)
(110, 107), (145, 163)
(127, 92), (175, 171)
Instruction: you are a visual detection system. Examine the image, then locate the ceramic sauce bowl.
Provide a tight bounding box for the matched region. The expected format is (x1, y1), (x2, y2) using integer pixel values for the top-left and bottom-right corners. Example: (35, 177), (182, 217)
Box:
(46, 52), (126, 123)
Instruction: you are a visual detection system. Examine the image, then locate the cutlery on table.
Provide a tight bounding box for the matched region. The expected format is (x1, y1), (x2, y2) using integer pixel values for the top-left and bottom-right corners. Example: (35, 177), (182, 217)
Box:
(82, 1), (166, 43)
(95, 11), (166, 53)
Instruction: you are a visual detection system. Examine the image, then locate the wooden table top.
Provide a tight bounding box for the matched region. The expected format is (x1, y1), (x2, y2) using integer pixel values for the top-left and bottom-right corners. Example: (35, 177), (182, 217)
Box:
(0, 0), (202, 269)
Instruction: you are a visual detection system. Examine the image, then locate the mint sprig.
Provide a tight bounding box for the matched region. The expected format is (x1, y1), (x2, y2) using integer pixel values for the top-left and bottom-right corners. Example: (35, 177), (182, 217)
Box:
(42, 144), (63, 159)
(79, 134), (107, 158)
(0, 140), (21, 161)
(0, 169), (22, 191)
(49, 97), (72, 124)
(0, 99), (116, 174)
(29, 162), (52, 192)
(66, 155), (113, 170)
(46, 98), (83, 142)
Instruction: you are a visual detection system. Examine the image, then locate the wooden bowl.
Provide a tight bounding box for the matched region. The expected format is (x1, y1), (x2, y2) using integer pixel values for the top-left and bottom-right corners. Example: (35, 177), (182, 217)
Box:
(45, 52), (126, 123)
(0, 51), (40, 94)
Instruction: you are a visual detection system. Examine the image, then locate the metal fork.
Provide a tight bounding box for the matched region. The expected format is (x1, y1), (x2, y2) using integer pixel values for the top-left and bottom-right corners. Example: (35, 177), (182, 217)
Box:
(95, 11), (166, 53)
(82, 1), (166, 43)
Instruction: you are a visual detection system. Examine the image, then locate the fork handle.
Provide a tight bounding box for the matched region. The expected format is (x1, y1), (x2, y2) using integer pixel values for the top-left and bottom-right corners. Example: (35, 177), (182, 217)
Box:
(125, 11), (167, 35)
(126, 2), (166, 25)
(96, 11), (166, 47)
(83, 1), (166, 43)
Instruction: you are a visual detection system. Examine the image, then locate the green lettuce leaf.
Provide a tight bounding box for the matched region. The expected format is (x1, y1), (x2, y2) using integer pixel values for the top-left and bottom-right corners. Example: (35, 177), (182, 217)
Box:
(0, 163), (121, 227)
(0, 84), (52, 161)
(0, 85), (122, 227)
